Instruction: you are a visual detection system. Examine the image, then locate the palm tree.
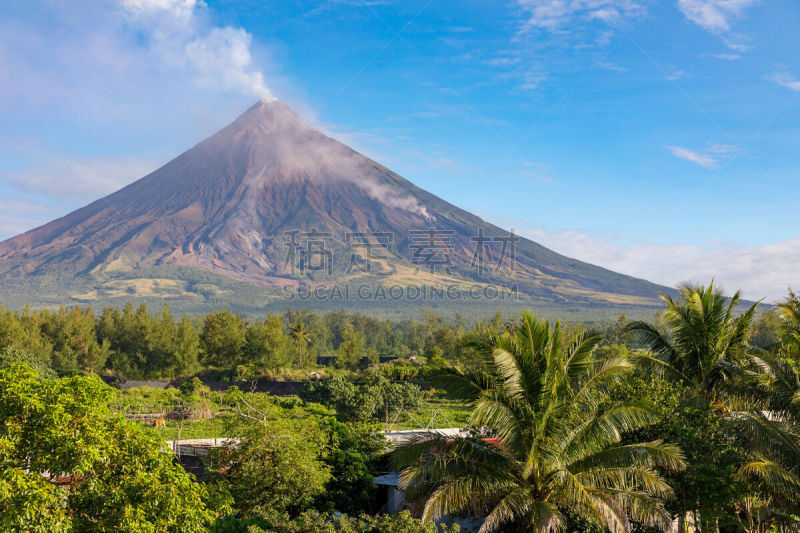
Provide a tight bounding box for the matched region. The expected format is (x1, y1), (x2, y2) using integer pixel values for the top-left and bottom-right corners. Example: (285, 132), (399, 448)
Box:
(777, 289), (800, 357)
(393, 312), (684, 533)
(625, 282), (758, 400)
(734, 410), (800, 523)
(749, 351), (800, 421)
(736, 291), (800, 522)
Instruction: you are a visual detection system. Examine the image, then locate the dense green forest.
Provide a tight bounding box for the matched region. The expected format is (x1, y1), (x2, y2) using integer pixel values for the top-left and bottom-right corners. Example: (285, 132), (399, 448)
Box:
(0, 302), (560, 380)
(1, 283), (799, 532)
(0, 298), (781, 381)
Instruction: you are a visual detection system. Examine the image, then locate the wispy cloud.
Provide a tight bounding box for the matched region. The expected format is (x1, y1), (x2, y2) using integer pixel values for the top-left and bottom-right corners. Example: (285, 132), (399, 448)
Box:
(677, 0), (758, 33)
(517, 0), (647, 30)
(3, 156), (161, 203)
(519, 68), (547, 92)
(666, 67), (689, 80)
(667, 143), (741, 169)
(484, 56), (522, 67)
(713, 53), (742, 60)
(667, 146), (718, 168)
(597, 61), (628, 73)
(517, 161), (558, 183)
(304, 0), (390, 17)
(0, 200), (65, 239)
(484, 214), (799, 302)
(677, 0), (757, 51)
(120, 0), (198, 19)
(508, 1), (646, 94)
(767, 71), (800, 92)
(722, 37), (751, 52)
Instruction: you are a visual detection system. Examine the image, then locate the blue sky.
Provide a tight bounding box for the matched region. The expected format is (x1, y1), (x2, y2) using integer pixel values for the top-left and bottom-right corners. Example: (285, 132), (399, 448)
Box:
(1, 0), (798, 300)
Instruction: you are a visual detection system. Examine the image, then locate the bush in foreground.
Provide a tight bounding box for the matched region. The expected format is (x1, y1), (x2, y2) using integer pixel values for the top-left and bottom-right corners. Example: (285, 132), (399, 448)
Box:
(0, 364), (219, 532)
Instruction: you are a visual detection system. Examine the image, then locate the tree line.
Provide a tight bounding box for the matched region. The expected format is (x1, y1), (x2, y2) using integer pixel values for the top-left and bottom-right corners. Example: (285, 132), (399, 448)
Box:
(0, 299), (785, 382)
(0, 304), (472, 379)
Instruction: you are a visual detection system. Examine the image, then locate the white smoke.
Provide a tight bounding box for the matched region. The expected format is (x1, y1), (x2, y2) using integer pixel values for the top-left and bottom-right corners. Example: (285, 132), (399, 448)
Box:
(355, 177), (431, 219)
(186, 28), (275, 101)
(300, 140), (432, 219)
(119, 0), (275, 100)
(240, 107), (431, 219)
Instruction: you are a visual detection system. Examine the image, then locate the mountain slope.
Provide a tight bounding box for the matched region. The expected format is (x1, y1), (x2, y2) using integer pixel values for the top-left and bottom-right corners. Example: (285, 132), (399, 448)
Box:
(0, 100), (671, 312)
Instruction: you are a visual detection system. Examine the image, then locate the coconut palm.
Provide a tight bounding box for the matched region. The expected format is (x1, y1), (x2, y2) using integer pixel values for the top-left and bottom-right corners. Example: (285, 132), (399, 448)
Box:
(749, 351), (800, 421)
(393, 312), (684, 533)
(733, 410), (800, 524)
(625, 282), (758, 400)
(737, 292), (800, 521)
(777, 289), (800, 357)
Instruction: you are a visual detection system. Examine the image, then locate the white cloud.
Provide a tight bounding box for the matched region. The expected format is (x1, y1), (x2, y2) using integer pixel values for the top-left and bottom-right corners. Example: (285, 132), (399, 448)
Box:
(667, 145), (718, 168)
(4, 156), (160, 203)
(677, 0), (757, 33)
(598, 61), (628, 73)
(510, 1), (645, 94)
(484, 56), (522, 67)
(722, 37), (751, 52)
(666, 67), (689, 80)
(666, 143), (741, 169)
(713, 53), (741, 60)
(518, 0), (646, 30)
(767, 72), (800, 92)
(0, 199), (69, 239)
(483, 216), (799, 302)
(120, 0), (199, 18)
(520, 68), (548, 91)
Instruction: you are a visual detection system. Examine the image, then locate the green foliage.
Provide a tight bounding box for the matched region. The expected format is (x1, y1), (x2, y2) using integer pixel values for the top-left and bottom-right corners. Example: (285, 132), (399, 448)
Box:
(111, 385), (181, 413)
(99, 303), (201, 378)
(300, 372), (424, 423)
(0, 364), (217, 531)
(749, 310), (783, 352)
(626, 281), (758, 398)
(611, 377), (748, 528)
(174, 313), (202, 376)
(0, 302), (494, 380)
(336, 321), (366, 370)
(302, 376), (375, 422)
(201, 309), (247, 367)
(245, 313), (290, 370)
(208, 416), (332, 517)
(212, 510), (460, 533)
(624, 285), (800, 529)
(40, 306), (110, 374)
(180, 376), (208, 396)
(777, 289), (800, 360)
(739, 344), (800, 518)
(316, 420), (388, 514)
(0, 346), (56, 378)
(377, 359), (421, 381)
(289, 320), (312, 367)
(5, 285), (800, 530)
(395, 311), (685, 532)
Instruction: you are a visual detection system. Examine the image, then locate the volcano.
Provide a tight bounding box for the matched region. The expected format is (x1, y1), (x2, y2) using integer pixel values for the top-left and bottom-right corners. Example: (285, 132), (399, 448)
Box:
(0, 100), (670, 313)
